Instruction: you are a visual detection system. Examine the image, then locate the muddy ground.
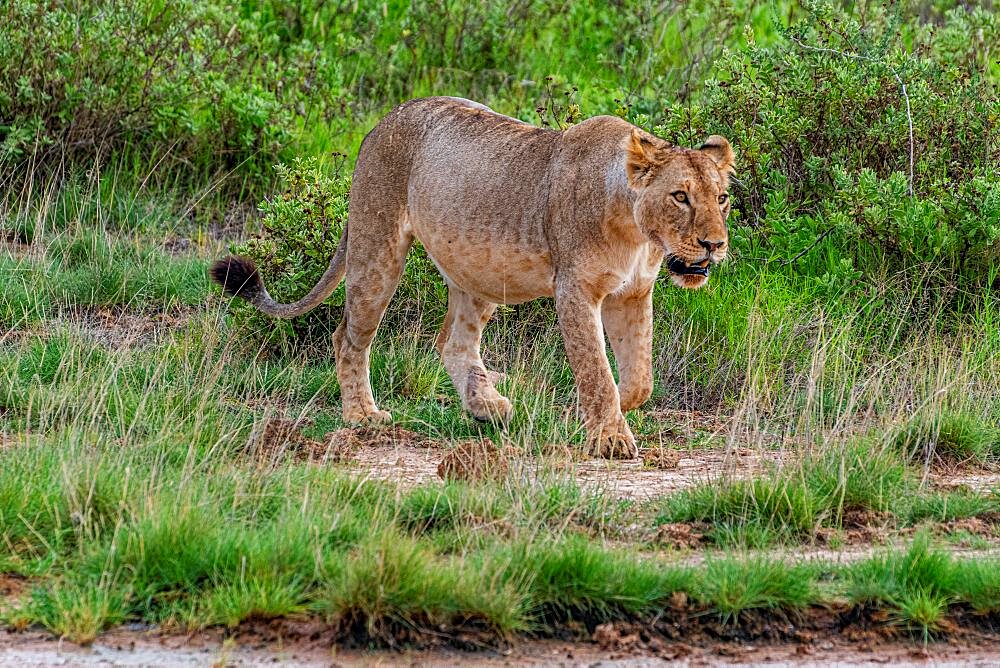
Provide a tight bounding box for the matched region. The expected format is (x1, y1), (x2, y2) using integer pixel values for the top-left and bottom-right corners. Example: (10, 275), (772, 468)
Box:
(5, 628), (1000, 666)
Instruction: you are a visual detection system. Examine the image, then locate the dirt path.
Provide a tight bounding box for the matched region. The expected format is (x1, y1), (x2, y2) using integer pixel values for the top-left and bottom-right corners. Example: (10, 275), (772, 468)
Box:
(343, 439), (782, 500)
(341, 437), (1000, 501)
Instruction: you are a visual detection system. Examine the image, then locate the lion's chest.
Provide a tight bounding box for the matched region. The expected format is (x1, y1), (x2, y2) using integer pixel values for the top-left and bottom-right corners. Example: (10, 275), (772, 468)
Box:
(575, 243), (663, 299)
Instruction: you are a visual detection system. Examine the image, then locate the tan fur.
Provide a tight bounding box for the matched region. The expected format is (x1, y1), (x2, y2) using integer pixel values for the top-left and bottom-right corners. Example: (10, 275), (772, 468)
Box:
(212, 97), (735, 459)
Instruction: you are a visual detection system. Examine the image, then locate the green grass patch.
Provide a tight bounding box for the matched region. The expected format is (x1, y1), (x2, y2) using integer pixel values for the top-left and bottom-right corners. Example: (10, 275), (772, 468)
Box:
(658, 439), (916, 546)
(893, 409), (1000, 467)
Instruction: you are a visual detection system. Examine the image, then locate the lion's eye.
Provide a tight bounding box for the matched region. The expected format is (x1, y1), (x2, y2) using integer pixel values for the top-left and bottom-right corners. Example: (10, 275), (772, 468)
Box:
(718, 193), (729, 205)
(672, 191), (688, 204)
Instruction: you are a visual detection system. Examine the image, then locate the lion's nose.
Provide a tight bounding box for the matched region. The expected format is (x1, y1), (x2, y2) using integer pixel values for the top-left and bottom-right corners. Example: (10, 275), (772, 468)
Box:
(698, 238), (726, 253)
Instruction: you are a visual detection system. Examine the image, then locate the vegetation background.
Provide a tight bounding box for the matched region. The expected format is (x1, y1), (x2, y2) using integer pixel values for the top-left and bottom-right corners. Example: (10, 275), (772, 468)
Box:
(1, 0), (1000, 649)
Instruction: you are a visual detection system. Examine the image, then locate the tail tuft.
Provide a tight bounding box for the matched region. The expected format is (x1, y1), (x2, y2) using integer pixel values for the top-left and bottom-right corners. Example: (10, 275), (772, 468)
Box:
(210, 255), (263, 300)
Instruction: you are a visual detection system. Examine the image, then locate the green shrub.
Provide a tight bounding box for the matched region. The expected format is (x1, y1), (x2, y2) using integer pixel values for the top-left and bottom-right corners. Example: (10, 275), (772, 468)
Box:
(226, 158), (350, 345)
(0, 0), (334, 184)
(652, 2), (999, 295)
(226, 159), (448, 348)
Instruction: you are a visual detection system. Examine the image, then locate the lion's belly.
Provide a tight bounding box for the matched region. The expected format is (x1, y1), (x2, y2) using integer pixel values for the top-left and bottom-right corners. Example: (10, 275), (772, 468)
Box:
(421, 238), (555, 304)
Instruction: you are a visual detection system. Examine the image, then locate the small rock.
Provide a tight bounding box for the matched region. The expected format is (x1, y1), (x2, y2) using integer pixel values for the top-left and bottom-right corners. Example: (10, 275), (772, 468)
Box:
(641, 445), (681, 469)
(437, 439), (513, 481)
(655, 522), (705, 549)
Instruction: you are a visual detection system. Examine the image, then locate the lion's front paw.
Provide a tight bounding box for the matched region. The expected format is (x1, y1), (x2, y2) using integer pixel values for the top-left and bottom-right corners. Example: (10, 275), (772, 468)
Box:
(586, 414), (638, 460)
(343, 406), (393, 425)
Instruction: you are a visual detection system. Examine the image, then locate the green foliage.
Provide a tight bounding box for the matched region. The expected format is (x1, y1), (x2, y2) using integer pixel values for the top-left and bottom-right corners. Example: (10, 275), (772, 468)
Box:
(657, 2), (999, 293)
(397, 482), (508, 535)
(697, 559), (817, 620)
(507, 535), (695, 621)
(658, 439), (932, 546)
(905, 488), (1000, 525)
(18, 578), (128, 645)
(953, 559), (1000, 613)
(249, 0), (753, 121)
(0, 234), (208, 329)
(198, 576), (308, 629)
(0, 0), (334, 185)
(227, 158), (448, 348)
(228, 158), (350, 344)
(320, 529), (530, 637)
(847, 533), (959, 636)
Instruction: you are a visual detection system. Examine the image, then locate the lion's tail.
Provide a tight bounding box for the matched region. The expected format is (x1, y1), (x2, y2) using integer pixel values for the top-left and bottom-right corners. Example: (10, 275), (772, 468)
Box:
(210, 227), (348, 319)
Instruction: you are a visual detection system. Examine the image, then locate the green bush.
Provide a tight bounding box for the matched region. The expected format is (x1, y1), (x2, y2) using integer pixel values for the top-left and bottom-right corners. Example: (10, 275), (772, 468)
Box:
(227, 159), (448, 348)
(0, 0), (333, 184)
(228, 158), (350, 344)
(652, 2), (999, 295)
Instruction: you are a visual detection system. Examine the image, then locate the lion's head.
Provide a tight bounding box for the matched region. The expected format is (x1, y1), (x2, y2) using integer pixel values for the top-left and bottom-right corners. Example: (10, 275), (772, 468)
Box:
(624, 130), (735, 289)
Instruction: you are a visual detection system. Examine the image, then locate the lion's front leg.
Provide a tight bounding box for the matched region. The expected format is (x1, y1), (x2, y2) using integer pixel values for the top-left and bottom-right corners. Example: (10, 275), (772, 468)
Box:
(602, 287), (654, 412)
(555, 283), (638, 459)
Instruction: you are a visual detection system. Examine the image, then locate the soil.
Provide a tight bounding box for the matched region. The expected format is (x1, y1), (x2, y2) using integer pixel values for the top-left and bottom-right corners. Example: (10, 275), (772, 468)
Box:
(655, 522), (708, 549)
(3, 306), (195, 350)
(931, 470), (1000, 493)
(4, 620), (1000, 666)
(250, 420), (439, 465)
(0, 574), (29, 599)
(342, 436), (778, 501)
(246, 418), (1000, 505)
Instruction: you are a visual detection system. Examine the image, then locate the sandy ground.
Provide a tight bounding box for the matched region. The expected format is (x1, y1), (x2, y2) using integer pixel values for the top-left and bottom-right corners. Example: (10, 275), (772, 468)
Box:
(339, 437), (780, 500)
(340, 436), (1000, 501)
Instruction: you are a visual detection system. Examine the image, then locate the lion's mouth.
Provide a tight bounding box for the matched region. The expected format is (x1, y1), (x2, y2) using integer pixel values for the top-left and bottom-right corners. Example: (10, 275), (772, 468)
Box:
(667, 256), (711, 277)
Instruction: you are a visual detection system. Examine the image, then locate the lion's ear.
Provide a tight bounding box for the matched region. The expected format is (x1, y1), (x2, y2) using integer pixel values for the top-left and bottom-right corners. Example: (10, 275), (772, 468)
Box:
(699, 135), (735, 173)
(624, 128), (665, 188)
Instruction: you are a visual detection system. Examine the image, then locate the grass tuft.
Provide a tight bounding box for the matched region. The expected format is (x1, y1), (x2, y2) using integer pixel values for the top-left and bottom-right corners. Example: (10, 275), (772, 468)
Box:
(200, 576), (309, 629)
(19, 579), (127, 645)
(893, 410), (1000, 467)
(658, 439), (913, 546)
(320, 530), (529, 638)
(508, 536), (694, 623)
(847, 533), (958, 636)
(697, 559), (818, 621)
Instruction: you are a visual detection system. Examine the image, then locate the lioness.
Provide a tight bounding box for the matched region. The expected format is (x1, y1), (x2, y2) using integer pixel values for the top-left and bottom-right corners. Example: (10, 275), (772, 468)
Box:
(211, 97), (734, 458)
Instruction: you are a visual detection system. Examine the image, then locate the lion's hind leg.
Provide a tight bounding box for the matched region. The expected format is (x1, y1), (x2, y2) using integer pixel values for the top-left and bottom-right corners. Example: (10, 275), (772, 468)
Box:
(333, 227), (413, 426)
(439, 286), (513, 424)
